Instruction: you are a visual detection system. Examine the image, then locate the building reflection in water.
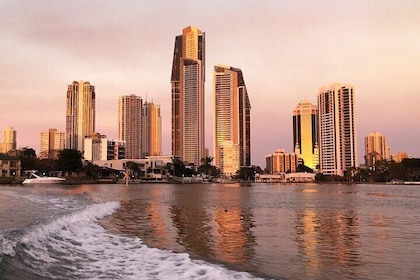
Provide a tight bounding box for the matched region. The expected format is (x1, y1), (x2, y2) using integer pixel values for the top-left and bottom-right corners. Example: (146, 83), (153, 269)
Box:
(214, 208), (256, 265)
(294, 197), (361, 278)
(168, 184), (257, 269)
(101, 187), (176, 250)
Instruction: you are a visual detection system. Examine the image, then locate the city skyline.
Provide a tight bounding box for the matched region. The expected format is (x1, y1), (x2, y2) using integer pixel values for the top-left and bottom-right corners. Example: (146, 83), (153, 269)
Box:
(1, 1), (419, 167)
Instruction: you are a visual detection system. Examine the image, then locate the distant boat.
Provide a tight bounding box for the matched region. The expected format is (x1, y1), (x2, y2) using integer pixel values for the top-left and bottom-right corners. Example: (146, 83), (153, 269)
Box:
(22, 173), (66, 184)
(387, 179), (420, 185)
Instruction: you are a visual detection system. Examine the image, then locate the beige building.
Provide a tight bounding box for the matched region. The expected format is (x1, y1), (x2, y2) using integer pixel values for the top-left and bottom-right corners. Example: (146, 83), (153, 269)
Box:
(293, 99), (319, 170)
(39, 129), (65, 159)
(392, 152), (411, 163)
(119, 95), (142, 159)
(318, 83), (357, 176)
(66, 81), (96, 152)
(171, 26), (205, 166)
(0, 154), (21, 177)
(0, 127), (17, 154)
(265, 149), (298, 174)
(142, 101), (162, 157)
(365, 132), (389, 167)
(213, 65), (251, 175)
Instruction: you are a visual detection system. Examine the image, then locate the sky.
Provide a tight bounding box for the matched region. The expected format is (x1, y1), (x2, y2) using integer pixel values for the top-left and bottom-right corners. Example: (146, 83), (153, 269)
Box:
(1, 0), (419, 167)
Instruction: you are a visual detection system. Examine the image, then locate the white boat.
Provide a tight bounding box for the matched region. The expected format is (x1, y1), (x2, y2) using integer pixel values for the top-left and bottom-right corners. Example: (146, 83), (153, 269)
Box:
(22, 173), (66, 184)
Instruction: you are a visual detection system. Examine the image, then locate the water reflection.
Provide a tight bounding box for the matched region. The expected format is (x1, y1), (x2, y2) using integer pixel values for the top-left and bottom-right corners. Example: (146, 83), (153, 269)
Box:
(99, 183), (420, 279)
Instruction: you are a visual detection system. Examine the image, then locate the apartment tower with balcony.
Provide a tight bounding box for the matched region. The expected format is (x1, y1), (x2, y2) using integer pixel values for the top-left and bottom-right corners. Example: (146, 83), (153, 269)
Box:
(365, 132), (389, 168)
(142, 101), (162, 157)
(40, 129), (65, 159)
(170, 26), (205, 165)
(213, 65), (251, 174)
(119, 94), (143, 159)
(66, 81), (95, 152)
(318, 83), (357, 176)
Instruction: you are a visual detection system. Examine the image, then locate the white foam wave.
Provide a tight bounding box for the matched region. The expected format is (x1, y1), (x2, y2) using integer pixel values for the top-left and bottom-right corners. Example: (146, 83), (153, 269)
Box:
(10, 200), (265, 279)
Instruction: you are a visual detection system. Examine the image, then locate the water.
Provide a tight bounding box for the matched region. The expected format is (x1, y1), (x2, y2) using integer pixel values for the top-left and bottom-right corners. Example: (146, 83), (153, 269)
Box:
(1, 183), (419, 279)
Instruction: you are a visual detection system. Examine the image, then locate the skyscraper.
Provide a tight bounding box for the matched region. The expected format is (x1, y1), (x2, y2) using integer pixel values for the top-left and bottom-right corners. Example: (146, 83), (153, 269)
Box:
(171, 26), (205, 166)
(214, 65), (251, 174)
(365, 132), (389, 167)
(119, 94), (142, 159)
(293, 99), (319, 170)
(142, 101), (162, 157)
(66, 80), (95, 152)
(0, 127), (17, 154)
(318, 83), (357, 176)
(39, 128), (65, 159)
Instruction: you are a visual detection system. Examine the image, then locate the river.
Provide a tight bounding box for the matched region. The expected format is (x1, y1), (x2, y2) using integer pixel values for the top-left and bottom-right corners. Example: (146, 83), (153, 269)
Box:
(1, 182), (419, 279)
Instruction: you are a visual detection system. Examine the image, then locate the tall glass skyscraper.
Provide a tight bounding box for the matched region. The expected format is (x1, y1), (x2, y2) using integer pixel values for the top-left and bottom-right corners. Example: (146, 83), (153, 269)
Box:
(214, 65), (251, 174)
(171, 26), (205, 166)
(318, 83), (357, 176)
(66, 81), (95, 152)
(119, 94), (142, 159)
(293, 99), (319, 170)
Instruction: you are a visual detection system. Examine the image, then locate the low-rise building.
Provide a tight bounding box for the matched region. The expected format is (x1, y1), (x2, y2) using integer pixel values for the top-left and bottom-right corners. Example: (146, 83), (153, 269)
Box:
(93, 155), (178, 179)
(84, 133), (125, 161)
(0, 154), (21, 178)
(265, 149), (298, 174)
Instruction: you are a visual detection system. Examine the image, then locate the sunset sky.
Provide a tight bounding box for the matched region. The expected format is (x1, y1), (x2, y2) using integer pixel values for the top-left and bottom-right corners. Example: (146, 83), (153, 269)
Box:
(1, 0), (419, 167)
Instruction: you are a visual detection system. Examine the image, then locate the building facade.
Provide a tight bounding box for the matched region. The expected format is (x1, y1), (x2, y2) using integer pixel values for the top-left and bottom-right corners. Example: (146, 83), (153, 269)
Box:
(66, 81), (96, 152)
(392, 152), (411, 163)
(142, 101), (162, 157)
(0, 127), (17, 154)
(0, 154), (21, 178)
(39, 129), (65, 159)
(119, 94), (142, 159)
(318, 83), (357, 176)
(265, 149), (298, 174)
(171, 26), (205, 165)
(84, 133), (125, 161)
(293, 99), (318, 170)
(365, 132), (389, 167)
(213, 65), (251, 174)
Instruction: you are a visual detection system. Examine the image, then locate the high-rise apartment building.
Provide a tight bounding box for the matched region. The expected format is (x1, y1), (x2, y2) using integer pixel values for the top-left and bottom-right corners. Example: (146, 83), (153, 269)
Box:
(66, 80), (95, 152)
(318, 83), (357, 176)
(365, 132), (389, 167)
(293, 99), (319, 170)
(0, 127), (17, 154)
(119, 94), (142, 159)
(171, 26), (205, 165)
(39, 128), (65, 159)
(142, 101), (162, 157)
(213, 65), (251, 174)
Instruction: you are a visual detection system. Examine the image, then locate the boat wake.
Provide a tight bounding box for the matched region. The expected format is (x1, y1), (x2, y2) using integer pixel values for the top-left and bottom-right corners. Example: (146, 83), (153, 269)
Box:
(1, 200), (266, 279)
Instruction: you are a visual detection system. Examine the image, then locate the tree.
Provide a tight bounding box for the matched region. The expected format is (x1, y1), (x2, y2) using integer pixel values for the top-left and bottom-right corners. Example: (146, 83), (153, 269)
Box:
(235, 165), (261, 181)
(57, 149), (83, 176)
(84, 161), (99, 179)
(125, 161), (140, 178)
(19, 147), (37, 170)
(172, 158), (186, 177)
(198, 156), (214, 176)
